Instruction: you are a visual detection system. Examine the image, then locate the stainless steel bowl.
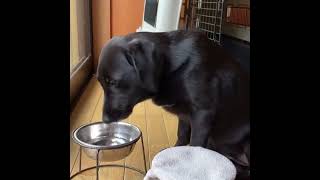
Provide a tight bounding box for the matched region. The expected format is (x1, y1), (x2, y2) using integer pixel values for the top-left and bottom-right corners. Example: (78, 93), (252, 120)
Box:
(72, 122), (141, 162)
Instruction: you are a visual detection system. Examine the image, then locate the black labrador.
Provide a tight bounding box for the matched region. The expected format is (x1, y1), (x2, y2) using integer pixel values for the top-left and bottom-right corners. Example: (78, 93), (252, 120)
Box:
(97, 30), (250, 180)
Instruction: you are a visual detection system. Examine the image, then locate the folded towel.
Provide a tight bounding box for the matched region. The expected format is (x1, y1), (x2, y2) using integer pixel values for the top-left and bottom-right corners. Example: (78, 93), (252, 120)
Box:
(144, 146), (236, 180)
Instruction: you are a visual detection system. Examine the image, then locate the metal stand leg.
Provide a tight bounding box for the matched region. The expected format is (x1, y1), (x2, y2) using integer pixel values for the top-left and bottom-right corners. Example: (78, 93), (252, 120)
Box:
(72, 134), (147, 179)
(79, 146), (82, 172)
(96, 150), (100, 180)
(141, 134), (148, 173)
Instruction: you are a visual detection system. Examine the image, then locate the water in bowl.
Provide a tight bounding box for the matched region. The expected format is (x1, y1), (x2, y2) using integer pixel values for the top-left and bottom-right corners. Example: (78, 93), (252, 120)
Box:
(89, 135), (129, 147)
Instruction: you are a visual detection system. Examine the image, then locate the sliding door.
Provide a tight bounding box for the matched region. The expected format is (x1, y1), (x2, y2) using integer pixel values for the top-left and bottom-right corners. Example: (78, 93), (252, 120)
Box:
(70, 0), (93, 104)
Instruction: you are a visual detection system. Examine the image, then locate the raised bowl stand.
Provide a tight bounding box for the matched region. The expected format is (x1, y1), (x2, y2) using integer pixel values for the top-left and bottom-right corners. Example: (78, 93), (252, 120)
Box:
(70, 134), (147, 180)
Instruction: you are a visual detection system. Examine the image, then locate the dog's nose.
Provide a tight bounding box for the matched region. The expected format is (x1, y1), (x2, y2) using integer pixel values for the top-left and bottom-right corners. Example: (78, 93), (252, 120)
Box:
(102, 109), (131, 123)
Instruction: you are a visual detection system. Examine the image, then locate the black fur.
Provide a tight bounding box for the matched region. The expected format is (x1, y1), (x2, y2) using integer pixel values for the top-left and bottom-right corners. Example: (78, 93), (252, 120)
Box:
(97, 30), (250, 179)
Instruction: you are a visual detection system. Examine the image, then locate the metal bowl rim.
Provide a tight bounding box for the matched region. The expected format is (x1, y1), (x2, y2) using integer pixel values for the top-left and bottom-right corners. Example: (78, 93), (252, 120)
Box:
(72, 121), (142, 150)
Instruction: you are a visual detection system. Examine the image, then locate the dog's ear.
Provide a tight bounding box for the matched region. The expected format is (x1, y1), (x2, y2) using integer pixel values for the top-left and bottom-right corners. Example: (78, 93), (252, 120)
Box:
(127, 38), (155, 59)
(126, 38), (159, 93)
(125, 39), (144, 68)
(124, 50), (141, 81)
(124, 50), (136, 67)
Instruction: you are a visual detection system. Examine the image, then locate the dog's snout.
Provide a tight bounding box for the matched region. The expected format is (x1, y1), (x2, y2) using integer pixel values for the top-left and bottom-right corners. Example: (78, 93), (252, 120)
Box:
(102, 108), (132, 123)
(102, 114), (111, 123)
(102, 96), (133, 123)
(102, 108), (129, 123)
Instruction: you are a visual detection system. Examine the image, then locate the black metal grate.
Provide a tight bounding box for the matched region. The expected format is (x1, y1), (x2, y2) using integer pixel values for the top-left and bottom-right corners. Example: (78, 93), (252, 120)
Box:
(188, 0), (224, 44)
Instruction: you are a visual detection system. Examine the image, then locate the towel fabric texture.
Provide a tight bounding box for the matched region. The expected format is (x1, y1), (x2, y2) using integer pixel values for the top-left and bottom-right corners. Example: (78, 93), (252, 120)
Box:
(144, 146), (237, 180)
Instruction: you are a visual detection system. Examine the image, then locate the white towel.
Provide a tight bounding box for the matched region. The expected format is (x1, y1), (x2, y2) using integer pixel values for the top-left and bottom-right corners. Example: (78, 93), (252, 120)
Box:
(144, 146), (237, 180)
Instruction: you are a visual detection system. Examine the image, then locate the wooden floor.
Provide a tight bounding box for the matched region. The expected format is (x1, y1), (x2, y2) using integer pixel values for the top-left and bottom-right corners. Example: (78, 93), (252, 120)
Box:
(70, 77), (179, 180)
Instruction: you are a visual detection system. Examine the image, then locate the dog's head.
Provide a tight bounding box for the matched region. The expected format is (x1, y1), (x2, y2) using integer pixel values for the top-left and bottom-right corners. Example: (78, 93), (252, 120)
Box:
(97, 36), (160, 123)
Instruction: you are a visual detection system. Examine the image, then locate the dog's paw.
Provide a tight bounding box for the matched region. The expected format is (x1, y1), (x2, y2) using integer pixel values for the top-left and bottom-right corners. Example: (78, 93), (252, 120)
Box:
(174, 140), (189, 146)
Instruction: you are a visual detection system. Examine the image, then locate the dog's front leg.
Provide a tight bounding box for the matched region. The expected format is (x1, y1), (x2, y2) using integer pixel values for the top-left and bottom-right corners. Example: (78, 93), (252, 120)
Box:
(175, 118), (191, 146)
(189, 110), (215, 147)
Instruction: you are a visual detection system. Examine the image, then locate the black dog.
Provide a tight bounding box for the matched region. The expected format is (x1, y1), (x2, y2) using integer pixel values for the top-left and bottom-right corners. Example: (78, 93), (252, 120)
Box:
(97, 30), (250, 179)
